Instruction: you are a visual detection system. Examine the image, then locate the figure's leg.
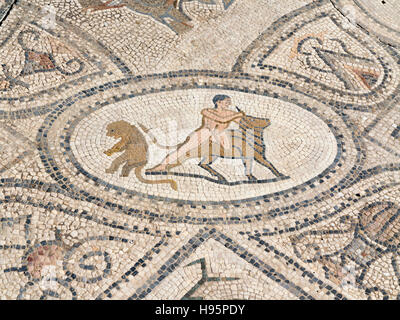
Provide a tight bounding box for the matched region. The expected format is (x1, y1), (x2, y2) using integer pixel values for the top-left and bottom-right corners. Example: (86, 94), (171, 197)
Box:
(147, 129), (212, 172)
(121, 161), (142, 177)
(198, 155), (227, 182)
(198, 154), (217, 166)
(212, 130), (231, 150)
(105, 154), (128, 174)
(242, 158), (257, 181)
(255, 157), (284, 177)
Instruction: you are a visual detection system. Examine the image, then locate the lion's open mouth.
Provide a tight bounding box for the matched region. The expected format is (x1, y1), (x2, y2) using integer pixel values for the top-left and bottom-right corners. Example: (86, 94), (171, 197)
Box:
(106, 133), (119, 139)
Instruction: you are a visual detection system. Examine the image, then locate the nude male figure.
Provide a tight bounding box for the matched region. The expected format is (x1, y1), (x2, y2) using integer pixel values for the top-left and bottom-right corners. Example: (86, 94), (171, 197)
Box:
(147, 95), (244, 172)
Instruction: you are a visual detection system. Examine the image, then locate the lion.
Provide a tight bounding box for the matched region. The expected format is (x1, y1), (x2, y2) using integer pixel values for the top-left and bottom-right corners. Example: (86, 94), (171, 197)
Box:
(104, 120), (177, 191)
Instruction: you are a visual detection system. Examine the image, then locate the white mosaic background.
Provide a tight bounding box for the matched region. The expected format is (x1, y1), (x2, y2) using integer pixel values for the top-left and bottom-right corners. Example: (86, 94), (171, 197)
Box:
(70, 89), (337, 201)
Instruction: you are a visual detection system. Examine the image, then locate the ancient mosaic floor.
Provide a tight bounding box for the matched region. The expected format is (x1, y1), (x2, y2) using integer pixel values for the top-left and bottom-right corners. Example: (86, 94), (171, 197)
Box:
(0, 0), (399, 300)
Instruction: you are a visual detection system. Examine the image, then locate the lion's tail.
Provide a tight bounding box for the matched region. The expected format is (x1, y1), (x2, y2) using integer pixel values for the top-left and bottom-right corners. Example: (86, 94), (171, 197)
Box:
(135, 166), (178, 191)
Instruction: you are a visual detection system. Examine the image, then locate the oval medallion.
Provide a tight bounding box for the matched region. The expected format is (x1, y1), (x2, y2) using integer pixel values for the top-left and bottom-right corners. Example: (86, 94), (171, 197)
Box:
(68, 89), (338, 203)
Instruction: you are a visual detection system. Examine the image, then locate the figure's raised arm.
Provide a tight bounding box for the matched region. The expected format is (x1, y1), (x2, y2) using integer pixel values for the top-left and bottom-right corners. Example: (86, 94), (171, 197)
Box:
(233, 111), (245, 123)
(201, 109), (244, 123)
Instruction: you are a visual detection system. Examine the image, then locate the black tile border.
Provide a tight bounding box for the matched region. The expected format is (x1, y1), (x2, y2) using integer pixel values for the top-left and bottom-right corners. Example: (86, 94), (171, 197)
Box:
(126, 229), (348, 300)
(57, 81), (346, 208)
